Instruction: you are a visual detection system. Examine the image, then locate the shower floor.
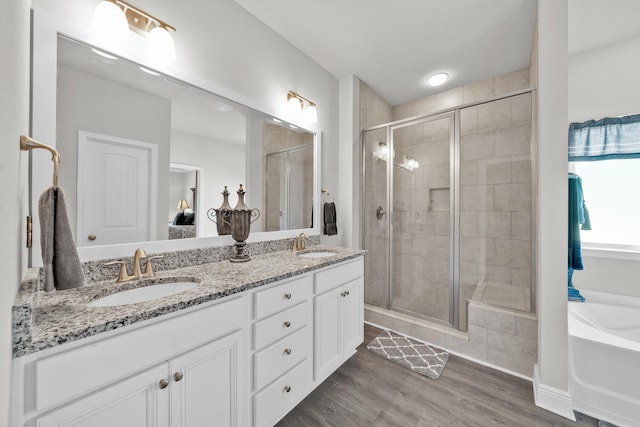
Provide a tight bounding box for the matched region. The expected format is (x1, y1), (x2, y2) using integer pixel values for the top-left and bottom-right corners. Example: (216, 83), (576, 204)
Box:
(472, 281), (531, 312)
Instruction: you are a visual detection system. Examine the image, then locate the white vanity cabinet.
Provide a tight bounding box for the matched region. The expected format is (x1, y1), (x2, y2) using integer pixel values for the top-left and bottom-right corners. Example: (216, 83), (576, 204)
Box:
(15, 296), (247, 427)
(314, 258), (365, 382)
(250, 275), (314, 427)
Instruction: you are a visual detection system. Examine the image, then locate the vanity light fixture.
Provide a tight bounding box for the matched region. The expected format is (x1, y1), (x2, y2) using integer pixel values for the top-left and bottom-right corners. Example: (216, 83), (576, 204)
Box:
(427, 72), (449, 87)
(93, 0), (177, 62)
(287, 91), (318, 124)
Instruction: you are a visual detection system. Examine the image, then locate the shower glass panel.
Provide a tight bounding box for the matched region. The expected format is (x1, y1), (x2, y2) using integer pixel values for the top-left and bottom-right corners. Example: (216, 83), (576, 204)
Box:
(264, 145), (313, 231)
(363, 127), (389, 308)
(391, 116), (454, 324)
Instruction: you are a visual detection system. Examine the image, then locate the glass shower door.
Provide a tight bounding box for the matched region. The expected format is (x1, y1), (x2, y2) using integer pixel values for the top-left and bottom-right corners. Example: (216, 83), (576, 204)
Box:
(391, 115), (455, 325)
(363, 127), (389, 308)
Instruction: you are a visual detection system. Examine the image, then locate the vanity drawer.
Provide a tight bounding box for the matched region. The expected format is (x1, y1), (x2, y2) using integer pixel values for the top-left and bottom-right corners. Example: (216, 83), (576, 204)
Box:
(314, 257), (364, 294)
(254, 358), (312, 427)
(254, 325), (311, 391)
(254, 275), (312, 320)
(253, 300), (311, 351)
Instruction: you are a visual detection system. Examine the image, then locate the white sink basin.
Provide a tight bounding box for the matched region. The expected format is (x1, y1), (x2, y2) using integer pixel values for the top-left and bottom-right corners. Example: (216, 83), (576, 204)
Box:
(88, 281), (199, 307)
(297, 251), (337, 259)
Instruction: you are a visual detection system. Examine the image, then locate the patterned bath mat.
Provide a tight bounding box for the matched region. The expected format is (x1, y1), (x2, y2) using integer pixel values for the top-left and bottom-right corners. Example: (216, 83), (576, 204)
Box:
(366, 330), (449, 379)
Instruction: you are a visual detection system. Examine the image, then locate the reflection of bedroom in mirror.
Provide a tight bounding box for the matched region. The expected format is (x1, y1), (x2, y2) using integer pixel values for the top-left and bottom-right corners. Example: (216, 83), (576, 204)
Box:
(169, 164), (201, 240)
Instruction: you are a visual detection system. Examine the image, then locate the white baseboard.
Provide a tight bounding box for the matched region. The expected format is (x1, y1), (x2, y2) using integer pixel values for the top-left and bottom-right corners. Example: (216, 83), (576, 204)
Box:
(533, 364), (576, 421)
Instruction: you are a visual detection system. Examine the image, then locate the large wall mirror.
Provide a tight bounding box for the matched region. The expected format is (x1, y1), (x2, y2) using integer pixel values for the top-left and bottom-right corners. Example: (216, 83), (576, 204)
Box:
(30, 10), (320, 262)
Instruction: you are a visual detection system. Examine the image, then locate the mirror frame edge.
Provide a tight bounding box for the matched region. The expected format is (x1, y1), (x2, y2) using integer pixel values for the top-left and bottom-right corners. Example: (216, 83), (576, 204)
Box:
(30, 7), (322, 264)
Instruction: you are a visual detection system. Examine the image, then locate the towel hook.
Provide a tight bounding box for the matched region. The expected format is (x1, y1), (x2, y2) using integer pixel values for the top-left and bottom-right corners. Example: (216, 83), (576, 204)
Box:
(20, 135), (60, 189)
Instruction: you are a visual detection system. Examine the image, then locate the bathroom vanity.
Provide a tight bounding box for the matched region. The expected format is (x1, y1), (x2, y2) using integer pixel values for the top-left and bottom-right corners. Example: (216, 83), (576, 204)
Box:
(11, 247), (365, 427)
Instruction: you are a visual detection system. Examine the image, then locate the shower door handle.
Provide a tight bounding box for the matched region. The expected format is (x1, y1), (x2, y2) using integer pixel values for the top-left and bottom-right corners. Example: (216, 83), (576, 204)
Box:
(376, 206), (386, 220)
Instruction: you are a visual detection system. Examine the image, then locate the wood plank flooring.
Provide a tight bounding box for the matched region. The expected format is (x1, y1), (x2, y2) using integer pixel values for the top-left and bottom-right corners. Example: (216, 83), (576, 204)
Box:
(277, 324), (597, 427)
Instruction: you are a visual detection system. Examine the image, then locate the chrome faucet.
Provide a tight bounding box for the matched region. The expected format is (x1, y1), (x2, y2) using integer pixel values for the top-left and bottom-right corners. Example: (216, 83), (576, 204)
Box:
(104, 248), (164, 282)
(292, 232), (309, 251)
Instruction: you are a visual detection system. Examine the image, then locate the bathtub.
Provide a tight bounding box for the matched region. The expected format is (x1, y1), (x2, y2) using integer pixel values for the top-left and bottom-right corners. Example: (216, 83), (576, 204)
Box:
(568, 290), (640, 427)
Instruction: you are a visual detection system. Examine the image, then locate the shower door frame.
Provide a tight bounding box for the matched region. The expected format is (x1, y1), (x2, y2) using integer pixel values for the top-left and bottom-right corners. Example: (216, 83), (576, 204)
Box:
(363, 111), (461, 329)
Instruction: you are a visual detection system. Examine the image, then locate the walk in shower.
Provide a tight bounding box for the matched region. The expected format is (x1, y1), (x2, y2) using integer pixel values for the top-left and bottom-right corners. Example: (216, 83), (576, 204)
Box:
(363, 92), (535, 331)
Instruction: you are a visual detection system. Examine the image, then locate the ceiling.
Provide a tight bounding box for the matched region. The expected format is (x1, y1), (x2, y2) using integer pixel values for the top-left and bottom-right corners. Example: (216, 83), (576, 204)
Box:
(234, 0), (640, 107)
(234, 0), (537, 106)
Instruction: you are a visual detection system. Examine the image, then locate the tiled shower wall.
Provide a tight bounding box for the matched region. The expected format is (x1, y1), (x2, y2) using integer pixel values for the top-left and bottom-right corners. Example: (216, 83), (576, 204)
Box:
(459, 93), (532, 312)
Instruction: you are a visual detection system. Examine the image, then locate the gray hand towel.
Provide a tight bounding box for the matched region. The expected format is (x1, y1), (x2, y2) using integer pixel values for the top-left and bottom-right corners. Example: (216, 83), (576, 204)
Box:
(323, 202), (338, 236)
(39, 187), (85, 291)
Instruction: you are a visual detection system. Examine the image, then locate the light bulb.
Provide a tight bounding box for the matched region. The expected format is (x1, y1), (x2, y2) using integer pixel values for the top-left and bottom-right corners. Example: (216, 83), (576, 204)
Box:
(303, 105), (318, 124)
(148, 26), (176, 63)
(93, 1), (129, 45)
(287, 96), (302, 114)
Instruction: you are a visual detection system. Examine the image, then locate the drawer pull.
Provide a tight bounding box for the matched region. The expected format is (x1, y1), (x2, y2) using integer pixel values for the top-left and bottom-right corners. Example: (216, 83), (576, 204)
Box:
(284, 321), (291, 328)
(159, 379), (169, 390)
(284, 293), (292, 300)
(173, 372), (184, 382)
(284, 385), (292, 393)
(284, 348), (292, 355)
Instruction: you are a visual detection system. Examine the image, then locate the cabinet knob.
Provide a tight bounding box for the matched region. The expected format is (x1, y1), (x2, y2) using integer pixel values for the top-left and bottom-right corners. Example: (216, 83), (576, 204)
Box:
(340, 292), (345, 297)
(284, 348), (292, 355)
(88, 234), (97, 241)
(284, 321), (291, 328)
(173, 372), (184, 382)
(284, 293), (292, 300)
(284, 385), (292, 393)
(159, 379), (169, 389)
(345, 290), (350, 296)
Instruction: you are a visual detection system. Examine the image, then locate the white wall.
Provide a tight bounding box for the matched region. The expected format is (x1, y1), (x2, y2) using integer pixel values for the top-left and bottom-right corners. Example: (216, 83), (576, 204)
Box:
(0, 1), (30, 426)
(568, 35), (640, 298)
(171, 130), (245, 238)
(534, 0), (573, 419)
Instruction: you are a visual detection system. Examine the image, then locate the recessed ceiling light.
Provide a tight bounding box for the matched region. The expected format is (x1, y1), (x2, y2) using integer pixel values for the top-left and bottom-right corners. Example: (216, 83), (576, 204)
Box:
(272, 118), (282, 123)
(427, 73), (449, 87)
(211, 101), (233, 113)
(289, 124), (298, 129)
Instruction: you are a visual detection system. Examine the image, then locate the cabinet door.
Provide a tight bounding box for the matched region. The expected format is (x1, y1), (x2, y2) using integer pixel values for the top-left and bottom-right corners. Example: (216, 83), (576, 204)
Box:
(36, 364), (169, 427)
(342, 278), (364, 355)
(170, 329), (244, 427)
(314, 287), (343, 381)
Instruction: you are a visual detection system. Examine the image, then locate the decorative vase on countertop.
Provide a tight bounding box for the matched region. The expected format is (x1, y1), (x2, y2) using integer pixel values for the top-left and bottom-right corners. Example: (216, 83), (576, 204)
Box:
(206, 186), (232, 235)
(229, 184), (260, 262)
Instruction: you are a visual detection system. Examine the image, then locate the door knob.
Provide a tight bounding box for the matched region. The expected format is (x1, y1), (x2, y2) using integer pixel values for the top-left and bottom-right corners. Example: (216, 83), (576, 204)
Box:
(376, 206), (386, 220)
(159, 379), (169, 389)
(173, 372), (184, 382)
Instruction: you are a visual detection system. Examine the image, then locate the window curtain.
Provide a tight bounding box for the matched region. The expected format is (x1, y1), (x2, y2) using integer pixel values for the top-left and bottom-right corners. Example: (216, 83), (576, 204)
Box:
(569, 113), (640, 161)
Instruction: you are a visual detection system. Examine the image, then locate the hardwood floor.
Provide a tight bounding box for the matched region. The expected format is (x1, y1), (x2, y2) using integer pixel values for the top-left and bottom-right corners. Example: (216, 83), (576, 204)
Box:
(277, 324), (597, 427)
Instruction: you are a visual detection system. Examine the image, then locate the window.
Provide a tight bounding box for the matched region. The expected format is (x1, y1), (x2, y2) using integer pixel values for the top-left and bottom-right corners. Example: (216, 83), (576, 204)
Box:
(572, 158), (640, 250)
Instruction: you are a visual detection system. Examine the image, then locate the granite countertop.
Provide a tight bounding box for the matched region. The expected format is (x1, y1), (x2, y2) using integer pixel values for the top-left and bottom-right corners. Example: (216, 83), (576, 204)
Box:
(13, 246), (366, 358)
